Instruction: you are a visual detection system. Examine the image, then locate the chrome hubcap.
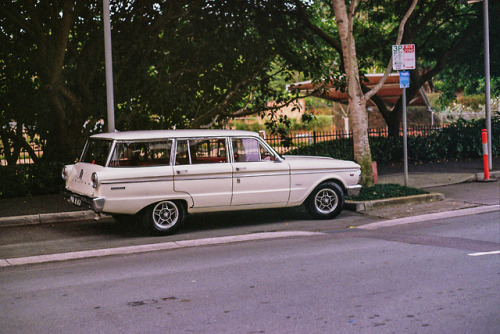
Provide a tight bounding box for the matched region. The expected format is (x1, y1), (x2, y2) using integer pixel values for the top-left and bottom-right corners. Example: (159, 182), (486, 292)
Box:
(152, 201), (179, 229)
(314, 189), (338, 214)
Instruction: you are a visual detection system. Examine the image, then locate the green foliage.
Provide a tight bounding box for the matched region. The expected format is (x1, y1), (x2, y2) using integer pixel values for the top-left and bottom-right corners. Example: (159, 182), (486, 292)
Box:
(456, 95), (485, 110)
(434, 1), (500, 106)
(1, 1), (333, 163)
(290, 116), (500, 162)
(0, 162), (64, 198)
(346, 184), (428, 201)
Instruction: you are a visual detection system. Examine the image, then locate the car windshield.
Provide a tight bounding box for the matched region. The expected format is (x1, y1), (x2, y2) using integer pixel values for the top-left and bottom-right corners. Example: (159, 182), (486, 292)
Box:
(80, 139), (113, 166)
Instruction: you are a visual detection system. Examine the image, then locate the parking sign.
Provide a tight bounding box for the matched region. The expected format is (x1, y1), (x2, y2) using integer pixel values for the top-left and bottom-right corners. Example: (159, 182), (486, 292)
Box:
(399, 70), (410, 88)
(392, 44), (415, 70)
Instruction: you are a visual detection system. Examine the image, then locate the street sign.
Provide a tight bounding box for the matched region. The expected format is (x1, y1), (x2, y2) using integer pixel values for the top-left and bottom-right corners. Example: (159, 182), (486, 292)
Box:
(392, 44), (415, 186)
(399, 70), (410, 88)
(392, 44), (415, 70)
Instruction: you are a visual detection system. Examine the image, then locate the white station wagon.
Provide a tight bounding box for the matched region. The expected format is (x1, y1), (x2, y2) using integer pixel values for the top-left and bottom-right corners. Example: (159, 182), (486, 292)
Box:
(63, 130), (361, 234)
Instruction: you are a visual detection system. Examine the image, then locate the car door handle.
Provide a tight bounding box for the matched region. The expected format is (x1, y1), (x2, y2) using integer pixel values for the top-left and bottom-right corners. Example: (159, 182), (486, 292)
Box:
(176, 169), (189, 174)
(235, 167), (247, 171)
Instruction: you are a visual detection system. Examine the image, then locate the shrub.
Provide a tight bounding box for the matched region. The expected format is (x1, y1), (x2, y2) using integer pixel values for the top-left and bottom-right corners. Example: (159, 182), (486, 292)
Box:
(290, 116), (499, 163)
(346, 183), (428, 201)
(0, 162), (64, 198)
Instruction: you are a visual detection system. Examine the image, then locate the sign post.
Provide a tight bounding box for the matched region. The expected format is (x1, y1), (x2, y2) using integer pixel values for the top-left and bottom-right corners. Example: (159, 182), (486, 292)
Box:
(393, 45), (415, 187)
(400, 70), (410, 187)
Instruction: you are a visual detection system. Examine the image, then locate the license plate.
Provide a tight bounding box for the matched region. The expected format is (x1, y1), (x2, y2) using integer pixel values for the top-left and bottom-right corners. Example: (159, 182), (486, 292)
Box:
(70, 195), (82, 206)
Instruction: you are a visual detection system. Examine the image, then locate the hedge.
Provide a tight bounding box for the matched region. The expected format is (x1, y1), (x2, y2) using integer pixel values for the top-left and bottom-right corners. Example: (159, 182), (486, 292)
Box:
(290, 117), (499, 163)
(0, 162), (64, 198)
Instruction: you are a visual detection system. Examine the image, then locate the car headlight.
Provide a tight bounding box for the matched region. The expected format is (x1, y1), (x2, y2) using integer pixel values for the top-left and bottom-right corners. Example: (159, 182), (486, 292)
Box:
(91, 172), (98, 188)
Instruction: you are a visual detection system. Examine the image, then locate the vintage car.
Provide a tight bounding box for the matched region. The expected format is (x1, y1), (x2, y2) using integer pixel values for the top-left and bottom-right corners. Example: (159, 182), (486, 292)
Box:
(63, 130), (361, 235)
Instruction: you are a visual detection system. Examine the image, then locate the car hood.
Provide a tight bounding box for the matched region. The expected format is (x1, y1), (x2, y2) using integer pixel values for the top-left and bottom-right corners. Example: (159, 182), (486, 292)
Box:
(282, 155), (360, 169)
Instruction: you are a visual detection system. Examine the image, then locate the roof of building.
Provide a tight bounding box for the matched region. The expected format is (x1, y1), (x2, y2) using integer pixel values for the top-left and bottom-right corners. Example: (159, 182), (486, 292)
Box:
(286, 73), (429, 107)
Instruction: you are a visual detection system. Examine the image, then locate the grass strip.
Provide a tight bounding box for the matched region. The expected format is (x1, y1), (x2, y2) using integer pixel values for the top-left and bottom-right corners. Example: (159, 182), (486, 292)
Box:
(346, 183), (428, 201)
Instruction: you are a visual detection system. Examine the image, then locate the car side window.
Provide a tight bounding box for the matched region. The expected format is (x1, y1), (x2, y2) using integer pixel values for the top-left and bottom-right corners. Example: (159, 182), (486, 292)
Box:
(109, 140), (172, 167)
(232, 138), (275, 162)
(175, 138), (228, 165)
(175, 140), (191, 165)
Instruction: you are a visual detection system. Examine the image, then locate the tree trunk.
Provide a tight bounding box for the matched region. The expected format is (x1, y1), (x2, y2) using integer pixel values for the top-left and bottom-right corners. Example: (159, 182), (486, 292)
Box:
(332, 0), (373, 187)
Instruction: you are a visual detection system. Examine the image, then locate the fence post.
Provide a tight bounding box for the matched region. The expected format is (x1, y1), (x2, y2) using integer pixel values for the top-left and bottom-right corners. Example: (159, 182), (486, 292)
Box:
(313, 131), (317, 156)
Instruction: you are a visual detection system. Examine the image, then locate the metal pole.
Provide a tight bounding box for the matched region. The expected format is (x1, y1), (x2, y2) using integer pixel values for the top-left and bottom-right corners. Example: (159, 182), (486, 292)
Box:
(403, 87), (408, 186)
(103, 0), (115, 132)
(483, 0), (492, 168)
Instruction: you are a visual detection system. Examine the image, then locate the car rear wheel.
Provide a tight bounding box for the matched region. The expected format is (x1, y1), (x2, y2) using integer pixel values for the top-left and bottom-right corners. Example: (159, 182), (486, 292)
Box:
(142, 200), (185, 235)
(305, 182), (344, 219)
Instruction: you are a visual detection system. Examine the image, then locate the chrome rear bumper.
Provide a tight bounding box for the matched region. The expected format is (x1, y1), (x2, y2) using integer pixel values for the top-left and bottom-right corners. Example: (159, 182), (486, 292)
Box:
(62, 190), (105, 213)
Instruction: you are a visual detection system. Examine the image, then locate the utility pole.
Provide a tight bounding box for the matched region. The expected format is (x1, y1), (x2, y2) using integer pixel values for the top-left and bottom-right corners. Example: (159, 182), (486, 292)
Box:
(103, 0), (115, 132)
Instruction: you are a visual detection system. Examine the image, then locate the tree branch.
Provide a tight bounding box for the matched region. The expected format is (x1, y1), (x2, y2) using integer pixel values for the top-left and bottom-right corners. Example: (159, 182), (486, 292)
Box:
(293, 0), (342, 55)
(364, 0), (419, 101)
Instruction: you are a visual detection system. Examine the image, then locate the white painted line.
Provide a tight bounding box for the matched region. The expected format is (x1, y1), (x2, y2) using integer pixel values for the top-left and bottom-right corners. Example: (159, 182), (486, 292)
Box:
(358, 205), (500, 230)
(468, 250), (500, 257)
(175, 231), (319, 248)
(0, 259), (11, 267)
(1, 231), (322, 267)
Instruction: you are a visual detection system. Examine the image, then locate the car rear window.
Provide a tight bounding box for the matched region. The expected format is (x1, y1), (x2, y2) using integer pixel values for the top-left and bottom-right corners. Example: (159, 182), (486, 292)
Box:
(109, 140), (172, 167)
(80, 139), (113, 166)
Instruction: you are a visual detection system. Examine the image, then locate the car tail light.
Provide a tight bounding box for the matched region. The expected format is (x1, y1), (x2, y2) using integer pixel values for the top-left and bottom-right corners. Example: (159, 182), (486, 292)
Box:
(62, 166), (68, 180)
(91, 172), (98, 188)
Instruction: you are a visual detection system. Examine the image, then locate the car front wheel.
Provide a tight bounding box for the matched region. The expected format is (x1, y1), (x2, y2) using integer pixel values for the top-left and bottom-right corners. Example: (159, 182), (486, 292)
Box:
(142, 200), (185, 235)
(305, 182), (344, 219)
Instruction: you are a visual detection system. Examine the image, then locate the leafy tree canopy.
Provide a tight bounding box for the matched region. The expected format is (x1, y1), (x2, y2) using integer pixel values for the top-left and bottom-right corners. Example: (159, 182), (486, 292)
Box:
(0, 0), (333, 163)
(294, 0), (499, 135)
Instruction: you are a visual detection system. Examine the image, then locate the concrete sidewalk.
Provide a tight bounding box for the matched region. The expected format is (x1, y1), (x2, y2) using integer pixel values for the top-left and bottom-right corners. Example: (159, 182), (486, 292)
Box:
(0, 158), (498, 227)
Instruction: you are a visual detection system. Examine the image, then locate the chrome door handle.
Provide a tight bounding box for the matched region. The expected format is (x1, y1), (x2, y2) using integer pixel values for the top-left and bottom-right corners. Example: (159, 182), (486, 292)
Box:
(235, 167), (247, 171)
(176, 170), (188, 174)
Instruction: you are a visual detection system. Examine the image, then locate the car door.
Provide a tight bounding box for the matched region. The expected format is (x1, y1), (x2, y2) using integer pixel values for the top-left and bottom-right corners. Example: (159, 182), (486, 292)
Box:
(173, 138), (233, 208)
(231, 137), (290, 206)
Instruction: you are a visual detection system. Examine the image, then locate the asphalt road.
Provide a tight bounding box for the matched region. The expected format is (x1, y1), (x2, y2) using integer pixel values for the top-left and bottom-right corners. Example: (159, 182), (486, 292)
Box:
(2, 181), (499, 261)
(0, 206), (372, 259)
(0, 211), (498, 333)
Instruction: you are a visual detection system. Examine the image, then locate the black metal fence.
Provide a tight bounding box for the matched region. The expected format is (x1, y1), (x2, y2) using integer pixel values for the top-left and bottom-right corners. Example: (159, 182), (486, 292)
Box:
(1, 126), (446, 165)
(0, 142), (44, 166)
(264, 126), (444, 155)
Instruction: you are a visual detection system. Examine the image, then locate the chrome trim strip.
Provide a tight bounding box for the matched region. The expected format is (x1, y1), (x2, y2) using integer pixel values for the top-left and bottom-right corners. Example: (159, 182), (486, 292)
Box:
(174, 175), (233, 182)
(291, 169), (358, 175)
(234, 172), (290, 178)
(101, 176), (174, 185)
(101, 169), (357, 184)
(101, 174), (235, 184)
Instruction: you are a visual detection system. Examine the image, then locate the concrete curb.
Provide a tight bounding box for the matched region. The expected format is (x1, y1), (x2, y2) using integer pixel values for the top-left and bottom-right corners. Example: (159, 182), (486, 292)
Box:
(0, 231), (323, 267)
(475, 171), (500, 182)
(0, 210), (96, 227)
(358, 205), (500, 230)
(345, 193), (445, 212)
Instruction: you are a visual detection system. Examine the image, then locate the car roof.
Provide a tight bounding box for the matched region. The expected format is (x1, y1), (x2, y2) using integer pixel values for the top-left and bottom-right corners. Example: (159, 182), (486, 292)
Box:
(90, 129), (261, 141)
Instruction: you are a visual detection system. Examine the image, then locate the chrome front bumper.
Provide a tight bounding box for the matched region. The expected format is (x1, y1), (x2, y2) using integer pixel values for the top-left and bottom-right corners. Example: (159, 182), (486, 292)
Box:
(346, 184), (362, 197)
(62, 190), (105, 213)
